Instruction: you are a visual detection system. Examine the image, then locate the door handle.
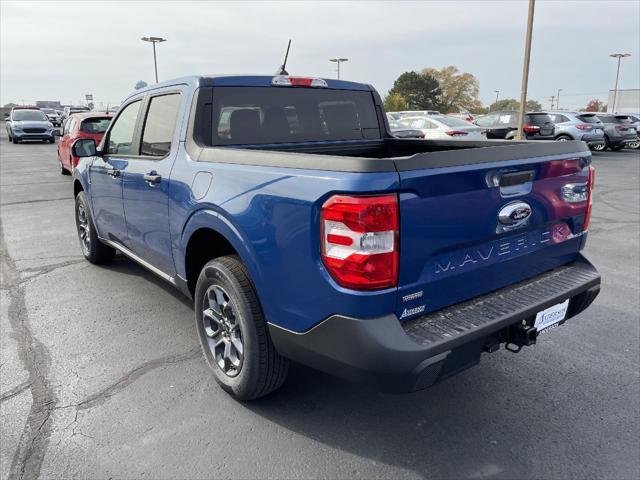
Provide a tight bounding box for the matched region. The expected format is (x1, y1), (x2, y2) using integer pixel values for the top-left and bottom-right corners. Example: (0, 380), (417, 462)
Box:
(144, 172), (162, 185)
(108, 169), (120, 178)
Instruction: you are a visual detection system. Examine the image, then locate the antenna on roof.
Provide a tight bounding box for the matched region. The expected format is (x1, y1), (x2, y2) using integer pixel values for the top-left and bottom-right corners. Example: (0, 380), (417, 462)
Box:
(276, 39), (292, 75)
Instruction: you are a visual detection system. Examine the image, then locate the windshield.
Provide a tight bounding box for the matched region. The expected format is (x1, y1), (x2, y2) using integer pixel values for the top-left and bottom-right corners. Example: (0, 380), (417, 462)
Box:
(211, 87), (380, 145)
(80, 118), (111, 133)
(526, 113), (553, 125)
(577, 114), (602, 124)
(12, 110), (47, 121)
(436, 116), (471, 127)
(41, 108), (55, 114)
(613, 116), (633, 124)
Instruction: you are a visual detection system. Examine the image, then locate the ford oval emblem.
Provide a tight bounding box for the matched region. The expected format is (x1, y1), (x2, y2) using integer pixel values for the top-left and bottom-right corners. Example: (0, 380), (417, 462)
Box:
(498, 201), (532, 226)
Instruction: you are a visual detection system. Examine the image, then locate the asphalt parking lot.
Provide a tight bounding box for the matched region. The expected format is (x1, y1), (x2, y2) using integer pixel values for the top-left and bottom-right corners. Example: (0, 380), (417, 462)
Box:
(1, 132), (638, 480)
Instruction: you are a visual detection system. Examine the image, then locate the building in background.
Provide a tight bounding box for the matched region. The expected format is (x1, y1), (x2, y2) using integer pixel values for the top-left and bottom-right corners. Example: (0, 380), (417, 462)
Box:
(607, 89), (640, 113)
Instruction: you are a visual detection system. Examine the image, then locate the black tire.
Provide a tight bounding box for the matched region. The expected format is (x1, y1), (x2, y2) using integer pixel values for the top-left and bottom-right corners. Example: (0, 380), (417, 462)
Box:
(555, 135), (572, 141)
(604, 135), (612, 151)
(48, 137), (55, 144)
(58, 154), (70, 175)
(195, 255), (289, 400)
(74, 191), (115, 264)
(12, 136), (18, 144)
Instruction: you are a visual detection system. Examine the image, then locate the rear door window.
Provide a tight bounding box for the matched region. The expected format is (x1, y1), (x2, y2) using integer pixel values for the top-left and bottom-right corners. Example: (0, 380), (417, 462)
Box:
(211, 87), (380, 145)
(140, 93), (182, 156)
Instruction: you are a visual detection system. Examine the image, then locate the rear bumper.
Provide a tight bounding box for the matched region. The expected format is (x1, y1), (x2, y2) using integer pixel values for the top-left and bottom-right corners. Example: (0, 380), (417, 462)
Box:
(609, 135), (639, 147)
(269, 254), (600, 393)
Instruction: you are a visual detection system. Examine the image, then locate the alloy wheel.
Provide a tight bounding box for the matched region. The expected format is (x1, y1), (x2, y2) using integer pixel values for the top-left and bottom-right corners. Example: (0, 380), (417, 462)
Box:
(202, 285), (243, 377)
(76, 203), (91, 254)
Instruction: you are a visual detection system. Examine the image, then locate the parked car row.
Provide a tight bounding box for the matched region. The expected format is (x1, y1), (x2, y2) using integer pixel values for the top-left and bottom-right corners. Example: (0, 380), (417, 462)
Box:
(387, 109), (639, 151)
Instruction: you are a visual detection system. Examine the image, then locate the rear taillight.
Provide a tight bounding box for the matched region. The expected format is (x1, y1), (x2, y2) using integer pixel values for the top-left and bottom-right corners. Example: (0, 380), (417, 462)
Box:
(583, 165), (595, 231)
(320, 194), (399, 290)
(523, 124), (540, 133)
(445, 130), (468, 137)
(575, 124), (591, 131)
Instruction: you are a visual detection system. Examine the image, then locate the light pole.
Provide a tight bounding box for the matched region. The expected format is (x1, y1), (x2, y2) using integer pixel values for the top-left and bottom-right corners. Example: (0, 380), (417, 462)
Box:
(492, 90), (499, 111)
(516, 0), (535, 140)
(329, 58), (348, 80)
(609, 53), (630, 112)
(141, 36), (167, 83)
(556, 88), (562, 110)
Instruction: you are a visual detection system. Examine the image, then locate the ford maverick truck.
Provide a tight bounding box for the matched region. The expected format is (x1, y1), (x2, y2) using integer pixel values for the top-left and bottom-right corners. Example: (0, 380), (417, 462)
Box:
(71, 75), (600, 399)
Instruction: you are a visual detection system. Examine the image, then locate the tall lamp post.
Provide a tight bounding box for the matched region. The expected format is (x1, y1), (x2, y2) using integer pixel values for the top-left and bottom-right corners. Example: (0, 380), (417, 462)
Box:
(329, 58), (348, 80)
(609, 53), (630, 113)
(141, 36), (167, 83)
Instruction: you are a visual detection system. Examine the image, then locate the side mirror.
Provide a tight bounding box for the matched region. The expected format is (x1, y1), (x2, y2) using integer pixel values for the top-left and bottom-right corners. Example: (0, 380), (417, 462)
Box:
(72, 138), (97, 158)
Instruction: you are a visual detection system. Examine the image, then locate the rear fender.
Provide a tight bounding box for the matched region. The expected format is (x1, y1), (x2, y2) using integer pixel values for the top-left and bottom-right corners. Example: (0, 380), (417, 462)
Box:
(177, 207), (264, 296)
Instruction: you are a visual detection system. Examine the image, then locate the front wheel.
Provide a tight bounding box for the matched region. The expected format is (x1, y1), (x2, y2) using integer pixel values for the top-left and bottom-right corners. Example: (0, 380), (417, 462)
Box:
(12, 136), (18, 144)
(195, 255), (289, 400)
(75, 191), (115, 264)
(591, 143), (606, 151)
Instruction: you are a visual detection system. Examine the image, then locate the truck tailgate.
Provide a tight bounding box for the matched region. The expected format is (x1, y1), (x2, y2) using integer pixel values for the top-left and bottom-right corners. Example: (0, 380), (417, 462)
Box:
(394, 144), (593, 322)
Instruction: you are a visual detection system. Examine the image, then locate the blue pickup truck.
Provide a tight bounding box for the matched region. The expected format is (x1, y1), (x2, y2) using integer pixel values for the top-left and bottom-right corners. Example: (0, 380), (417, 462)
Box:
(71, 75), (600, 400)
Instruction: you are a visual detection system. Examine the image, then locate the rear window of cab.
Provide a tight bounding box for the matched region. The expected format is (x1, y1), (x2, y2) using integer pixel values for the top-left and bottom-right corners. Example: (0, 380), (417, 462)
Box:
(210, 87), (380, 145)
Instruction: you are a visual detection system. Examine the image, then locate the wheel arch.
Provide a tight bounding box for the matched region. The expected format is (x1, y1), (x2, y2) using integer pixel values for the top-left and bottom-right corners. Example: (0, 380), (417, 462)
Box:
(180, 209), (264, 298)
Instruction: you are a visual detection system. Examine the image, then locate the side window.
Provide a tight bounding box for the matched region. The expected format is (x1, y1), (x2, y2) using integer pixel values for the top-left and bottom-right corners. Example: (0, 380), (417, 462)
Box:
(140, 93), (182, 156)
(474, 115), (493, 127)
(67, 118), (76, 134)
(106, 100), (142, 155)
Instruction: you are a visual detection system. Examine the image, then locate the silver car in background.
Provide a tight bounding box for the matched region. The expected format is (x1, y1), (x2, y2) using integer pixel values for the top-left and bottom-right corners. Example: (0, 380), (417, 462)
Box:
(398, 115), (487, 141)
(543, 111), (606, 151)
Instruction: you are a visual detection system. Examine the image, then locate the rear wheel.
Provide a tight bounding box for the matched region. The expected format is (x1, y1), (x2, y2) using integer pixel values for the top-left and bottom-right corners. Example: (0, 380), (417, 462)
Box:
(591, 143), (605, 151)
(627, 141), (639, 149)
(555, 135), (571, 141)
(75, 191), (115, 264)
(195, 255), (289, 400)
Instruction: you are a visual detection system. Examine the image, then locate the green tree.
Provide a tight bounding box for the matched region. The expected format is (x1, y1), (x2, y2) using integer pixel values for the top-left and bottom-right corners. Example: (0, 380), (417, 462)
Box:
(383, 92), (408, 112)
(421, 66), (481, 113)
(388, 71), (441, 110)
(488, 98), (541, 112)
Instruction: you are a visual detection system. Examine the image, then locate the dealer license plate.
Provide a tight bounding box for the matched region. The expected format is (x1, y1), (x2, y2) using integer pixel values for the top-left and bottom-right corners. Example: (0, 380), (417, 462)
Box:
(534, 299), (569, 334)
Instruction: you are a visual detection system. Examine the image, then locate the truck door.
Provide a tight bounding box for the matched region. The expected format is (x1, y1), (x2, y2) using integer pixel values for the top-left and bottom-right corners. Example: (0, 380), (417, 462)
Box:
(121, 92), (183, 276)
(89, 100), (142, 245)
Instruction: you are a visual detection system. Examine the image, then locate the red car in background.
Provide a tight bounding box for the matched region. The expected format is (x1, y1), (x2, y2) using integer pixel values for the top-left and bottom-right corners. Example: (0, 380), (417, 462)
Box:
(57, 112), (113, 174)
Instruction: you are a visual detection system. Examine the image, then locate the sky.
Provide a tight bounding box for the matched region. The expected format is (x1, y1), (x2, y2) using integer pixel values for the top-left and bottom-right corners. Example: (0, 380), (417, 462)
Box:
(1, 0), (639, 110)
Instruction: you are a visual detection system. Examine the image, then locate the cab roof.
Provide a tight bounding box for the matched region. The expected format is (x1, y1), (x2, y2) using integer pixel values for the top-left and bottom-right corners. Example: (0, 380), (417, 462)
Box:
(132, 74), (374, 95)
